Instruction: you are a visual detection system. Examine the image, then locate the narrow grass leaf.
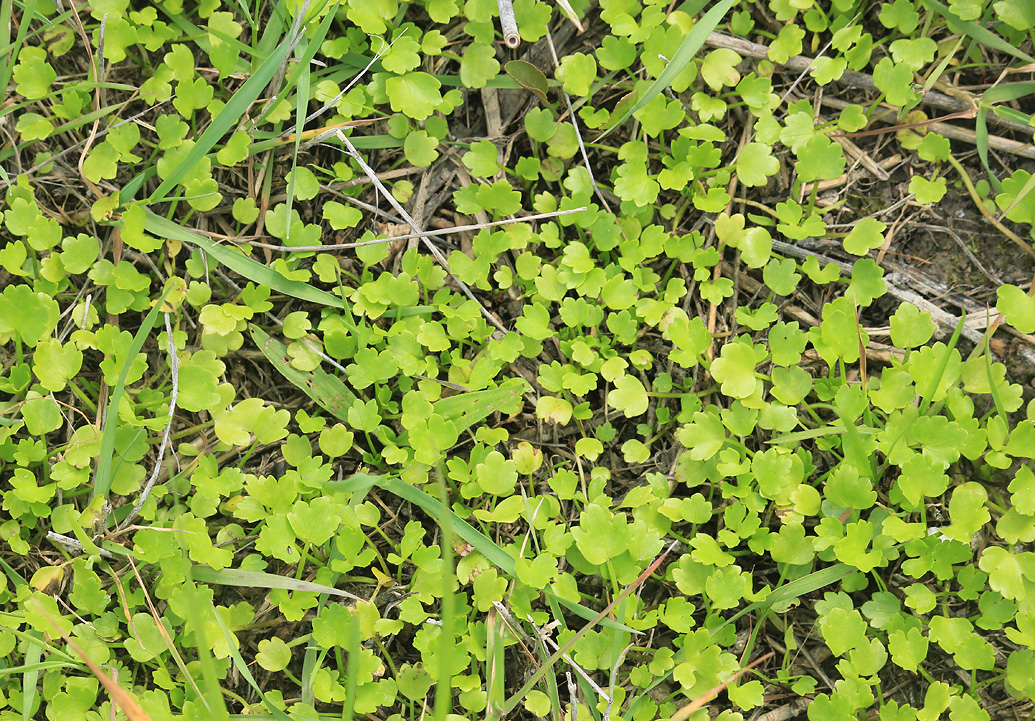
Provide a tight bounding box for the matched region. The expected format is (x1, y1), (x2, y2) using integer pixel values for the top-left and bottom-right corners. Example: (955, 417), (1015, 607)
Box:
(921, 0), (1035, 63)
(342, 612), (361, 721)
(434, 468), (456, 721)
(126, 559), (207, 706)
(145, 29), (295, 204)
(0, 0), (40, 104)
(91, 281), (176, 504)
(208, 600), (295, 721)
(251, 326), (357, 421)
(598, 0), (737, 139)
(0, 660), (77, 677)
(434, 379), (527, 433)
(21, 633), (41, 721)
(367, 476), (635, 632)
(485, 608), (505, 721)
(191, 564), (364, 601)
(983, 310), (1008, 420)
(181, 569), (230, 721)
(769, 425), (878, 444)
(711, 563), (855, 637)
(974, 107), (998, 193)
(919, 310), (966, 415)
(500, 543), (674, 715)
(144, 211), (346, 309)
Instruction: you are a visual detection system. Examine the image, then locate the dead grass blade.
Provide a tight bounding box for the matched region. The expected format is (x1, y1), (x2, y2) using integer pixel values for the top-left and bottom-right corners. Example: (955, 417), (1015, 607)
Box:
(26, 598), (155, 721)
(668, 652), (775, 721)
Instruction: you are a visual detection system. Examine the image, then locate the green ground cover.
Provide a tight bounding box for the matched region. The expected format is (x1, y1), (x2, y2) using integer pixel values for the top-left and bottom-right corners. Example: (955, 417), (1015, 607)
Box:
(3, 0), (1035, 719)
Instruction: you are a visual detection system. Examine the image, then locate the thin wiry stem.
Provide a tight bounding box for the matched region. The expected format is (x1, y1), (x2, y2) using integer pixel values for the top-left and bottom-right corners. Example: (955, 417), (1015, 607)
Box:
(118, 313), (178, 531)
(336, 129), (512, 334)
(241, 206), (586, 251)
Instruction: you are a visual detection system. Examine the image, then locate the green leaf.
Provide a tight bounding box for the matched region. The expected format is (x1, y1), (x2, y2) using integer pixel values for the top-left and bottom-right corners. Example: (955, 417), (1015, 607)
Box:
(386, 72), (442, 120)
(0, 283), (58, 348)
(288, 497), (341, 545)
(995, 0), (1035, 29)
(397, 663), (434, 700)
(770, 523), (815, 565)
(889, 627), (929, 672)
(701, 48), (741, 90)
(846, 258), (887, 307)
(475, 451), (518, 496)
(461, 42), (500, 89)
(571, 503), (629, 565)
(890, 302), (936, 348)
(735, 142), (779, 187)
(506, 60), (551, 106)
(843, 218), (886, 256)
(404, 130), (439, 167)
(609, 374), (648, 417)
(819, 297), (865, 362)
(825, 463), (877, 510)
(599, 0), (737, 139)
(555, 52), (596, 97)
(910, 175), (947, 204)
(32, 338), (83, 393)
(944, 482), (990, 542)
(13, 46), (56, 99)
(255, 637), (291, 672)
(997, 284), (1035, 333)
(796, 135), (846, 182)
(463, 139), (500, 177)
(979, 547), (1031, 601)
(711, 340), (760, 398)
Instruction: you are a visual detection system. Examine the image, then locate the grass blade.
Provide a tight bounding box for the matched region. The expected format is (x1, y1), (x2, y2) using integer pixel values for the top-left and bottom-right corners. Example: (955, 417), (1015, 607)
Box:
(91, 281), (176, 505)
(145, 26), (296, 204)
(180, 570), (231, 721)
(598, 0), (737, 139)
(20, 632), (41, 721)
(485, 607), (506, 721)
(710, 563), (855, 637)
(208, 599), (295, 721)
(434, 379), (528, 433)
(326, 475), (636, 632)
(191, 564), (364, 601)
(919, 310), (966, 415)
(921, 0), (1035, 63)
(500, 543), (675, 716)
(433, 467), (457, 721)
(143, 210), (346, 309)
(250, 325), (358, 420)
(0, 0), (40, 105)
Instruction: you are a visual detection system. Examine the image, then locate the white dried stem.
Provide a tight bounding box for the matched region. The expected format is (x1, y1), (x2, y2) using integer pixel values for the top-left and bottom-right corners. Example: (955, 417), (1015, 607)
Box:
(335, 130), (511, 334)
(497, 0), (520, 48)
(118, 313), (178, 531)
(243, 206), (586, 252)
